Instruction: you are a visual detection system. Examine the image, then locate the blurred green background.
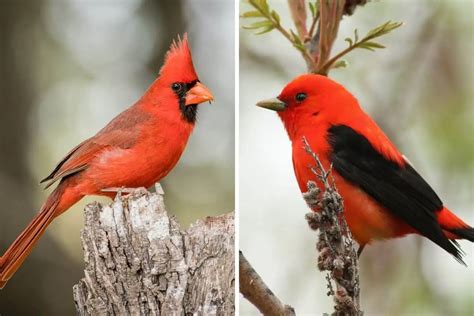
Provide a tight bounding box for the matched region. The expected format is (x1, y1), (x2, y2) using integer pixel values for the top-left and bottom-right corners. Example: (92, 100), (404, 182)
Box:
(240, 0), (473, 315)
(0, 0), (234, 314)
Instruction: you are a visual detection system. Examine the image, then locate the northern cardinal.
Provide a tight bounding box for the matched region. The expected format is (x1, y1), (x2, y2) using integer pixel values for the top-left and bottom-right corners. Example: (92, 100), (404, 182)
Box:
(0, 35), (214, 288)
(257, 74), (473, 263)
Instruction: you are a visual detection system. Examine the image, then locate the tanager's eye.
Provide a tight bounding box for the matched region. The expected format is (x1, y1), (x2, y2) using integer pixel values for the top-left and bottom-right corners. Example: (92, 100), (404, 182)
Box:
(295, 92), (307, 102)
(172, 82), (183, 92)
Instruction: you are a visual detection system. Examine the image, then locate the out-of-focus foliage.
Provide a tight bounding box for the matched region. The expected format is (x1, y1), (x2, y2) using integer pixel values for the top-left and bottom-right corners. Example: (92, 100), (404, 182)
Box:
(240, 0), (473, 315)
(0, 0), (234, 315)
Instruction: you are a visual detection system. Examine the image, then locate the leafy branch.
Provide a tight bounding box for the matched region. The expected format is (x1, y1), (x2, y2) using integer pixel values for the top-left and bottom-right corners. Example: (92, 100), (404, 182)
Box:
(241, 0), (402, 75)
(241, 0), (315, 68)
(319, 20), (403, 74)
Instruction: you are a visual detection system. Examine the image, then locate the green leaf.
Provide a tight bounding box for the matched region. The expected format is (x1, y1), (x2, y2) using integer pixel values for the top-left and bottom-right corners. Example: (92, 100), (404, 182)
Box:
(290, 29), (303, 46)
(358, 41), (386, 51)
(289, 30), (305, 51)
(344, 37), (353, 47)
(366, 21), (403, 38)
(258, 0), (270, 14)
(241, 11), (264, 18)
(242, 20), (274, 30)
(359, 46), (375, 51)
(363, 41), (386, 49)
(271, 10), (280, 24)
(309, 2), (315, 17)
(248, 0), (269, 14)
(311, 1), (320, 19)
(255, 25), (275, 35)
(309, 2), (316, 18)
(366, 22), (386, 38)
(354, 29), (359, 42)
(332, 60), (348, 69)
(293, 42), (306, 52)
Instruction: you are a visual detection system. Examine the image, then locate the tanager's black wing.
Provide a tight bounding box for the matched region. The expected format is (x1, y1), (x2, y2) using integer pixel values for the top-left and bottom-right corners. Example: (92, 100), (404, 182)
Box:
(327, 124), (463, 263)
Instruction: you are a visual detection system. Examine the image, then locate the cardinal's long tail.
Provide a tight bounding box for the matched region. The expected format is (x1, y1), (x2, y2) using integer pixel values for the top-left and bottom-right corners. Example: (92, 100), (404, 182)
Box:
(438, 207), (474, 242)
(0, 181), (81, 289)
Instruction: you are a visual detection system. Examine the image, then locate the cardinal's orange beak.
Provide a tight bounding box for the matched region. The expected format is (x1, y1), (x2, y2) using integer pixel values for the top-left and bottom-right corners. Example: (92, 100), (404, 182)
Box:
(185, 82), (214, 106)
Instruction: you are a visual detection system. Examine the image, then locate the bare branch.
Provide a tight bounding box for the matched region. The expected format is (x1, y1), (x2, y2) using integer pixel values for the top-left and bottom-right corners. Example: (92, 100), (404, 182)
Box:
(312, 0), (345, 74)
(288, 0), (308, 39)
(239, 251), (296, 316)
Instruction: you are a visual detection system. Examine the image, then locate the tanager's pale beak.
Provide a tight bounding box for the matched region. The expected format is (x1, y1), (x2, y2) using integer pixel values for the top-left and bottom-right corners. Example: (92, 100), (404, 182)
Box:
(185, 82), (214, 106)
(256, 97), (286, 111)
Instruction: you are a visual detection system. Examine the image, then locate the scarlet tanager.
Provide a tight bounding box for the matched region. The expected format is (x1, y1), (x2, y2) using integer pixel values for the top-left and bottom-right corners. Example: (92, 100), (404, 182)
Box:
(257, 74), (473, 262)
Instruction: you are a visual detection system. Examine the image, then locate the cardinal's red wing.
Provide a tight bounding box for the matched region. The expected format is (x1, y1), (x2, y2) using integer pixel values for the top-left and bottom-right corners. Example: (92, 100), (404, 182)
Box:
(41, 106), (150, 188)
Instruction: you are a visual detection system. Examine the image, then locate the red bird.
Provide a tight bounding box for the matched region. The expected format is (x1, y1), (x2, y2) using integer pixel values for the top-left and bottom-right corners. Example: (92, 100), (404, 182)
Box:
(257, 74), (473, 263)
(0, 35), (214, 288)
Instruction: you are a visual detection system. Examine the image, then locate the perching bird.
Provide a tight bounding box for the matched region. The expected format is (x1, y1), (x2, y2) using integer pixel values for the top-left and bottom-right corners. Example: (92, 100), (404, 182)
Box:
(0, 35), (214, 288)
(257, 74), (473, 263)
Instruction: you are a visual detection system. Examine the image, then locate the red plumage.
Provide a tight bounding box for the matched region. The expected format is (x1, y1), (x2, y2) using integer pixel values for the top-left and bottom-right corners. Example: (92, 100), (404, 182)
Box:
(258, 74), (473, 263)
(0, 35), (214, 288)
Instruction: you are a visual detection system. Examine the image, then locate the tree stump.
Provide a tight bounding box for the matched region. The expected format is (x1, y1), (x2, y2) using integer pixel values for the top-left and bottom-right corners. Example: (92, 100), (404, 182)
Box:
(72, 188), (234, 315)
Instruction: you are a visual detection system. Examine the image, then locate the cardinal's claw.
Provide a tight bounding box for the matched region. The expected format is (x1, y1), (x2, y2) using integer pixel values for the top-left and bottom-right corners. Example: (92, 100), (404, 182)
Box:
(154, 183), (165, 195)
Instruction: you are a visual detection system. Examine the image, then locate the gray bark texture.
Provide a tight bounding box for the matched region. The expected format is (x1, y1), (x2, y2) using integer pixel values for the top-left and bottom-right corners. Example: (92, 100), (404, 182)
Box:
(72, 188), (235, 316)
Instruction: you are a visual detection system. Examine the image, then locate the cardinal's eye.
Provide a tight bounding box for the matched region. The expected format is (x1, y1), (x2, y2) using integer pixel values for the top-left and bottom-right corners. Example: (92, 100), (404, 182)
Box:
(295, 92), (307, 102)
(172, 82), (183, 92)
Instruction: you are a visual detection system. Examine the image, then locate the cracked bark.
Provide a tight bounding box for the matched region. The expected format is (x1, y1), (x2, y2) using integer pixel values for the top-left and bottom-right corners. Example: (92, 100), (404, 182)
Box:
(72, 188), (234, 315)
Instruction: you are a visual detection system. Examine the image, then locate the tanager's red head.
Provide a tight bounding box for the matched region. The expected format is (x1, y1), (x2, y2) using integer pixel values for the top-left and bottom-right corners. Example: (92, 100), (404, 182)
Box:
(143, 34), (214, 123)
(257, 74), (359, 138)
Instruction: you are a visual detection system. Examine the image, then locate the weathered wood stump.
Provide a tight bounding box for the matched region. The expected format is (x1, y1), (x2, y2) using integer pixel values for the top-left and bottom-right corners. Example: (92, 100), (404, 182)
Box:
(73, 188), (234, 315)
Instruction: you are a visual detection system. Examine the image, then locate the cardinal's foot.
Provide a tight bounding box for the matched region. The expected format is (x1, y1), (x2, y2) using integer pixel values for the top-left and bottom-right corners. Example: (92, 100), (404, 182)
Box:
(101, 187), (149, 199)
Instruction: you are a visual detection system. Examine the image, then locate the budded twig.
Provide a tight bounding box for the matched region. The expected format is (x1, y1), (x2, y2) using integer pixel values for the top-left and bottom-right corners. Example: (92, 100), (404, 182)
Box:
(302, 137), (362, 316)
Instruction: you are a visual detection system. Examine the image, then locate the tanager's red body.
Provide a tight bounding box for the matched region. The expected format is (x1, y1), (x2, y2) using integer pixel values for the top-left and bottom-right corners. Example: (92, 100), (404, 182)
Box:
(257, 74), (473, 262)
(0, 36), (214, 288)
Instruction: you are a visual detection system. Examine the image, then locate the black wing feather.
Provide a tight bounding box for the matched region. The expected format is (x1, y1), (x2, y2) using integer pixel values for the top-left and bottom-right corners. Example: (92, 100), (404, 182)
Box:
(327, 125), (464, 263)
